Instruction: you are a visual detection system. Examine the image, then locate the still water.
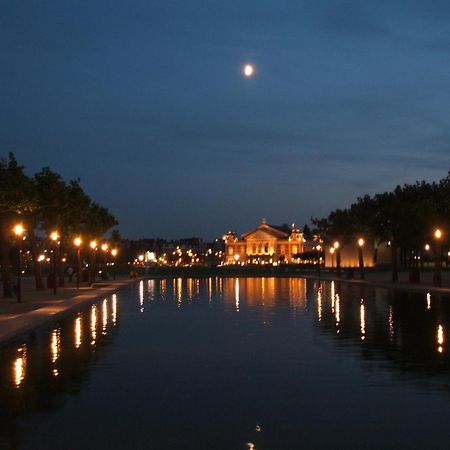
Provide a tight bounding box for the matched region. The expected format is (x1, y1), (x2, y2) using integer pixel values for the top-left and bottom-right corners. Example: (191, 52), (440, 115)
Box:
(1, 277), (450, 449)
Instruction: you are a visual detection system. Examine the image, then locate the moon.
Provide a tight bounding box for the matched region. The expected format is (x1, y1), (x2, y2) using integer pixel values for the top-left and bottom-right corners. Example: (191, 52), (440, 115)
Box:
(243, 64), (255, 77)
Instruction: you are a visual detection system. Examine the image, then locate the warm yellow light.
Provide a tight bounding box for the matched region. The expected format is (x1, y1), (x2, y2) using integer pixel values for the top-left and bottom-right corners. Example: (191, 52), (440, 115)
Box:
(111, 248), (118, 257)
(234, 254), (240, 261)
(101, 243), (108, 252)
(434, 229), (442, 239)
(243, 64), (254, 77)
(74, 237), (82, 247)
(38, 254), (45, 262)
(330, 248), (335, 254)
(333, 241), (339, 249)
(90, 240), (97, 249)
(316, 245), (321, 251)
(50, 231), (59, 241)
(13, 224), (25, 236)
(425, 244), (430, 251)
(358, 238), (365, 247)
(138, 254), (144, 262)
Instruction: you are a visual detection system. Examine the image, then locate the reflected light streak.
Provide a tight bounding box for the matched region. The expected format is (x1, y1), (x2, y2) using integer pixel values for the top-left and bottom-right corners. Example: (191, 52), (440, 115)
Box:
(75, 315), (82, 348)
(112, 294), (117, 325)
(437, 324), (444, 353)
(177, 278), (182, 305)
(50, 328), (61, 363)
(13, 347), (26, 387)
(91, 305), (97, 344)
(102, 299), (108, 334)
(335, 293), (340, 331)
(187, 278), (193, 300)
(235, 278), (240, 312)
(317, 288), (322, 322)
(360, 300), (366, 340)
(388, 306), (394, 341)
(139, 280), (144, 312)
(331, 281), (335, 310)
(427, 292), (431, 310)
(147, 279), (155, 298)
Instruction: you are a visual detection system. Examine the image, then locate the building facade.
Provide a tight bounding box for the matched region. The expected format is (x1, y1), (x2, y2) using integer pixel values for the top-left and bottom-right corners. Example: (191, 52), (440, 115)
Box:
(224, 219), (305, 264)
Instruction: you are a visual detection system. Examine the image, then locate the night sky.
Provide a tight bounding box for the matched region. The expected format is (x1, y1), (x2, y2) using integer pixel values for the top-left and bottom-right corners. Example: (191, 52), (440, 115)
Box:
(1, 1), (450, 240)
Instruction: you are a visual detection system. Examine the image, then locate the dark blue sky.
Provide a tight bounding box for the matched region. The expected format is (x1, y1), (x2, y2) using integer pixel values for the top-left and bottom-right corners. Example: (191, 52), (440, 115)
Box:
(1, 1), (450, 239)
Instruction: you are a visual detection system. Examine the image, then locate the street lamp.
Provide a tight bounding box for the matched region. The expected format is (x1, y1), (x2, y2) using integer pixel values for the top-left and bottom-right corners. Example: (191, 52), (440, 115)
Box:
(101, 243), (109, 279)
(50, 231), (59, 294)
(334, 241), (341, 278)
(316, 245), (322, 276)
(433, 228), (443, 287)
(330, 247), (335, 268)
(358, 238), (365, 280)
(74, 237), (82, 289)
(13, 224), (25, 303)
(111, 248), (118, 280)
(89, 240), (97, 284)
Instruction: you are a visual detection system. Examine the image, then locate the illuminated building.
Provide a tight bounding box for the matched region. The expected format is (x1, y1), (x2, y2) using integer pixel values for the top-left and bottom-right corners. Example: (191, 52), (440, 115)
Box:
(224, 219), (304, 264)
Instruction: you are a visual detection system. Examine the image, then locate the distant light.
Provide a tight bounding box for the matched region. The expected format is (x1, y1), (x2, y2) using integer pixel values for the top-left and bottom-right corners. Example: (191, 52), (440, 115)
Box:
(13, 224), (25, 236)
(333, 241), (339, 249)
(101, 243), (108, 252)
(50, 231), (59, 242)
(358, 238), (365, 247)
(74, 237), (82, 247)
(425, 244), (430, 251)
(90, 240), (97, 250)
(243, 64), (254, 77)
(435, 228), (443, 240)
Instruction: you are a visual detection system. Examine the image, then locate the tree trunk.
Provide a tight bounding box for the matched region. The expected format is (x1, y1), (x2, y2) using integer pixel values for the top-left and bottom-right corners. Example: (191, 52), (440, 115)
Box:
(58, 245), (65, 287)
(0, 217), (13, 297)
(89, 250), (96, 285)
(28, 230), (45, 290)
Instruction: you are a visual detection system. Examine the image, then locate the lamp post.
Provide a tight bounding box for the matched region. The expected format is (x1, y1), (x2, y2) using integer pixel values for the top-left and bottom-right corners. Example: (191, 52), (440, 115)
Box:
(111, 248), (118, 280)
(358, 238), (365, 280)
(330, 247), (335, 269)
(433, 229), (443, 287)
(101, 243), (108, 279)
(13, 224), (25, 303)
(316, 245), (322, 276)
(50, 231), (59, 295)
(334, 241), (341, 278)
(74, 237), (82, 289)
(89, 240), (97, 284)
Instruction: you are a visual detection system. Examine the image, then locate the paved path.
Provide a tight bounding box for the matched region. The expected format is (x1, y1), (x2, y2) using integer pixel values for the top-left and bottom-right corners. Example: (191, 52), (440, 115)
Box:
(0, 276), (136, 345)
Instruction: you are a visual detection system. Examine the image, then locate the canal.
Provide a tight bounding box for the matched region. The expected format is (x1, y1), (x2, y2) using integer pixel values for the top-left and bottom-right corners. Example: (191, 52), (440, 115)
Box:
(1, 277), (450, 449)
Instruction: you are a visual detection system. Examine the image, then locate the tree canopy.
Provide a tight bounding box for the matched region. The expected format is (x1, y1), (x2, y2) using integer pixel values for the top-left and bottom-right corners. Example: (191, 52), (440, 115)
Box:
(0, 153), (118, 296)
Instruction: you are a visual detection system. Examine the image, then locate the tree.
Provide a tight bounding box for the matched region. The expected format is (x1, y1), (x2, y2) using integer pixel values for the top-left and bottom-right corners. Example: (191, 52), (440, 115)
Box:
(0, 153), (35, 296)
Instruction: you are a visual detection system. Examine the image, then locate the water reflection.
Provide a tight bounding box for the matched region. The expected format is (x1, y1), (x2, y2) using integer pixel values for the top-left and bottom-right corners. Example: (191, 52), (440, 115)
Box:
(310, 281), (450, 388)
(437, 324), (444, 353)
(74, 315), (82, 349)
(1, 279), (450, 449)
(13, 347), (26, 388)
(360, 300), (366, 341)
(102, 299), (108, 334)
(2, 292), (120, 403)
(91, 305), (98, 344)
